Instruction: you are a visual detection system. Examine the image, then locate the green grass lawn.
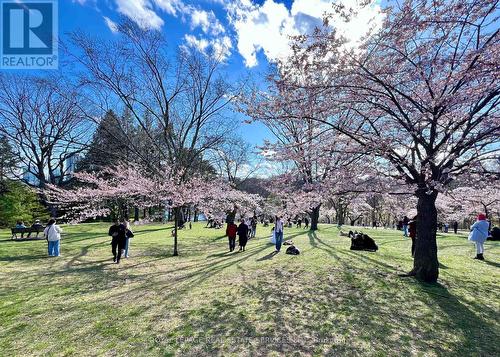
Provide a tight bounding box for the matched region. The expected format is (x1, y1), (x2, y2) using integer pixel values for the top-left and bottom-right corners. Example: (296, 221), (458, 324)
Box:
(0, 222), (498, 356)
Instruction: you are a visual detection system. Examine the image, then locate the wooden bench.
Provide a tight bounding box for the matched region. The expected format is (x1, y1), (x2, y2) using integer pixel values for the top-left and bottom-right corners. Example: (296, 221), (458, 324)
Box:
(11, 227), (45, 240)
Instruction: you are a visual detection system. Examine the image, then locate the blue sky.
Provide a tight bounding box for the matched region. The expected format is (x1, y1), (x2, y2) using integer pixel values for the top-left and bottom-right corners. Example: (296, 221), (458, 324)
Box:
(24, 0), (384, 148)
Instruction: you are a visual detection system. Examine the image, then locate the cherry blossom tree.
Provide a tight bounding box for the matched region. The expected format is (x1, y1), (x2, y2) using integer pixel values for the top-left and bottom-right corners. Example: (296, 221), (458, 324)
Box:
(46, 165), (262, 256)
(239, 80), (367, 230)
(271, 0), (499, 282)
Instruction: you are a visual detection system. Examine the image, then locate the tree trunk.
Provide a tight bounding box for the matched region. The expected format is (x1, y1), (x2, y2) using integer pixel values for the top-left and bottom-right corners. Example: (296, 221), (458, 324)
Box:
(309, 204), (321, 231)
(134, 207), (139, 221)
(173, 207), (179, 256)
(194, 209), (199, 222)
(410, 190), (439, 283)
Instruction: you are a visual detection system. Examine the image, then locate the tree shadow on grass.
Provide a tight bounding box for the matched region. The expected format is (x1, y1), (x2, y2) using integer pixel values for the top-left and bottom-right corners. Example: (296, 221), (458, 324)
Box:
(416, 281), (500, 356)
(256, 251), (277, 261)
(64, 241), (110, 269)
(205, 251), (233, 259)
(80, 243), (271, 306)
(0, 254), (47, 262)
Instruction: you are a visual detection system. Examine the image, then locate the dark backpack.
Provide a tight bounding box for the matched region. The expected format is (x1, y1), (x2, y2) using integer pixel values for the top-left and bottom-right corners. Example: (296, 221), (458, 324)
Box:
(286, 245), (300, 255)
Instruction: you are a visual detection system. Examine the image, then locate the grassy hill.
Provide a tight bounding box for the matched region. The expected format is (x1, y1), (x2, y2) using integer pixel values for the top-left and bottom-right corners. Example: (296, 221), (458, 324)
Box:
(0, 223), (498, 356)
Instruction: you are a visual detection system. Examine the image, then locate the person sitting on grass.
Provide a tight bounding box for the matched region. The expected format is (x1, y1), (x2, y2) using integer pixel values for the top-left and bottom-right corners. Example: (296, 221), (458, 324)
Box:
(44, 219), (62, 257)
(237, 218), (249, 252)
(108, 220), (127, 264)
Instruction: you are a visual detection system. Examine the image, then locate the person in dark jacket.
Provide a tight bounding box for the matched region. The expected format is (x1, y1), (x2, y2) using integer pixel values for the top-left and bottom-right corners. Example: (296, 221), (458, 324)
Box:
(237, 218), (249, 252)
(408, 216), (417, 257)
(453, 221), (458, 234)
(108, 220), (127, 263)
(226, 221), (238, 252)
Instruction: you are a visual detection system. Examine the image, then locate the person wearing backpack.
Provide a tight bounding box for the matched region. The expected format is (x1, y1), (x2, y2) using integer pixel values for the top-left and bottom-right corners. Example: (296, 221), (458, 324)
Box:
(44, 219), (62, 257)
(226, 221), (238, 252)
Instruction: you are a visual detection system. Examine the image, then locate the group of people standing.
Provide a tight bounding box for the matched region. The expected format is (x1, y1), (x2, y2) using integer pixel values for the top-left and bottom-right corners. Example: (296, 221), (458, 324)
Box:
(225, 216), (285, 253)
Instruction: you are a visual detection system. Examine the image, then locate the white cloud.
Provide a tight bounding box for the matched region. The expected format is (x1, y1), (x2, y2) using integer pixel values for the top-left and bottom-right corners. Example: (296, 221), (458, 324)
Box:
(190, 9), (225, 35)
(115, 0), (164, 29)
(227, 0), (384, 68)
(103, 16), (119, 33)
(228, 0), (296, 67)
(154, 0), (182, 16)
(184, 34), (210, 52)
(212, 35), (232, 59)
(183, 34), (232, 60)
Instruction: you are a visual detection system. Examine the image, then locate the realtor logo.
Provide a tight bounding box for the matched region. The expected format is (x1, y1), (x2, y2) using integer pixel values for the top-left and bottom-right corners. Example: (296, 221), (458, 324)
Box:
(1, 0), (58, 69)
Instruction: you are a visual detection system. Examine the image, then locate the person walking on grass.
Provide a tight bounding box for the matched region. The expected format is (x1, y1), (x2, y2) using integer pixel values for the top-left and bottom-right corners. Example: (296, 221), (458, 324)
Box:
(237, 218), (249, 252)
(123, 219), (134, 258)
(274, 216), (284, 253)
(226, 221), (238, 252)
(468, 213), (489, 261)
(44, 219), (62, 257)
(453, 221), (458, 234)
(304, 217), (309, 229)
(108, 220), (127, 264)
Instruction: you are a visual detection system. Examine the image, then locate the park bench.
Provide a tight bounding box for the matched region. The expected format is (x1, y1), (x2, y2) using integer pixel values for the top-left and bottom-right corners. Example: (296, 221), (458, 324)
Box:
(11, 227), (45, 240)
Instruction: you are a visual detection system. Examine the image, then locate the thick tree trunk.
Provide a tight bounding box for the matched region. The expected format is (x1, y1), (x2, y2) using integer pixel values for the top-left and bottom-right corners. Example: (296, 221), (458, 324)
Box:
(173, 207), (179, 256)
(310, 204), (321, 231)
(194, 209), (199, 222)
(410, 190), (439, 282)
(134, 207), (139, 221)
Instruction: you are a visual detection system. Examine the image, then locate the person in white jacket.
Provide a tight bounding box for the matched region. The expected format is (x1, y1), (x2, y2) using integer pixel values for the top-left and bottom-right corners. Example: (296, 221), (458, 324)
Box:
(468, 213), (489, 260)
(44, 219), (62, 257)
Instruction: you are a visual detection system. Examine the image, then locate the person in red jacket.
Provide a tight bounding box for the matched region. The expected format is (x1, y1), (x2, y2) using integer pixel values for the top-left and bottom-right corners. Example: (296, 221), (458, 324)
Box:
(408, 216), (417, 257)
(226, 221), (238, 252)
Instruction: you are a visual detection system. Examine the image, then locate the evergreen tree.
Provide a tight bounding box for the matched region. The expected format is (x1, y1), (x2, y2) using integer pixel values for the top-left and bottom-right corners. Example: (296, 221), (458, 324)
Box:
(0, 135), (17, 181)
(77, 110), (132, 172)
(0, 180), (49, 227)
